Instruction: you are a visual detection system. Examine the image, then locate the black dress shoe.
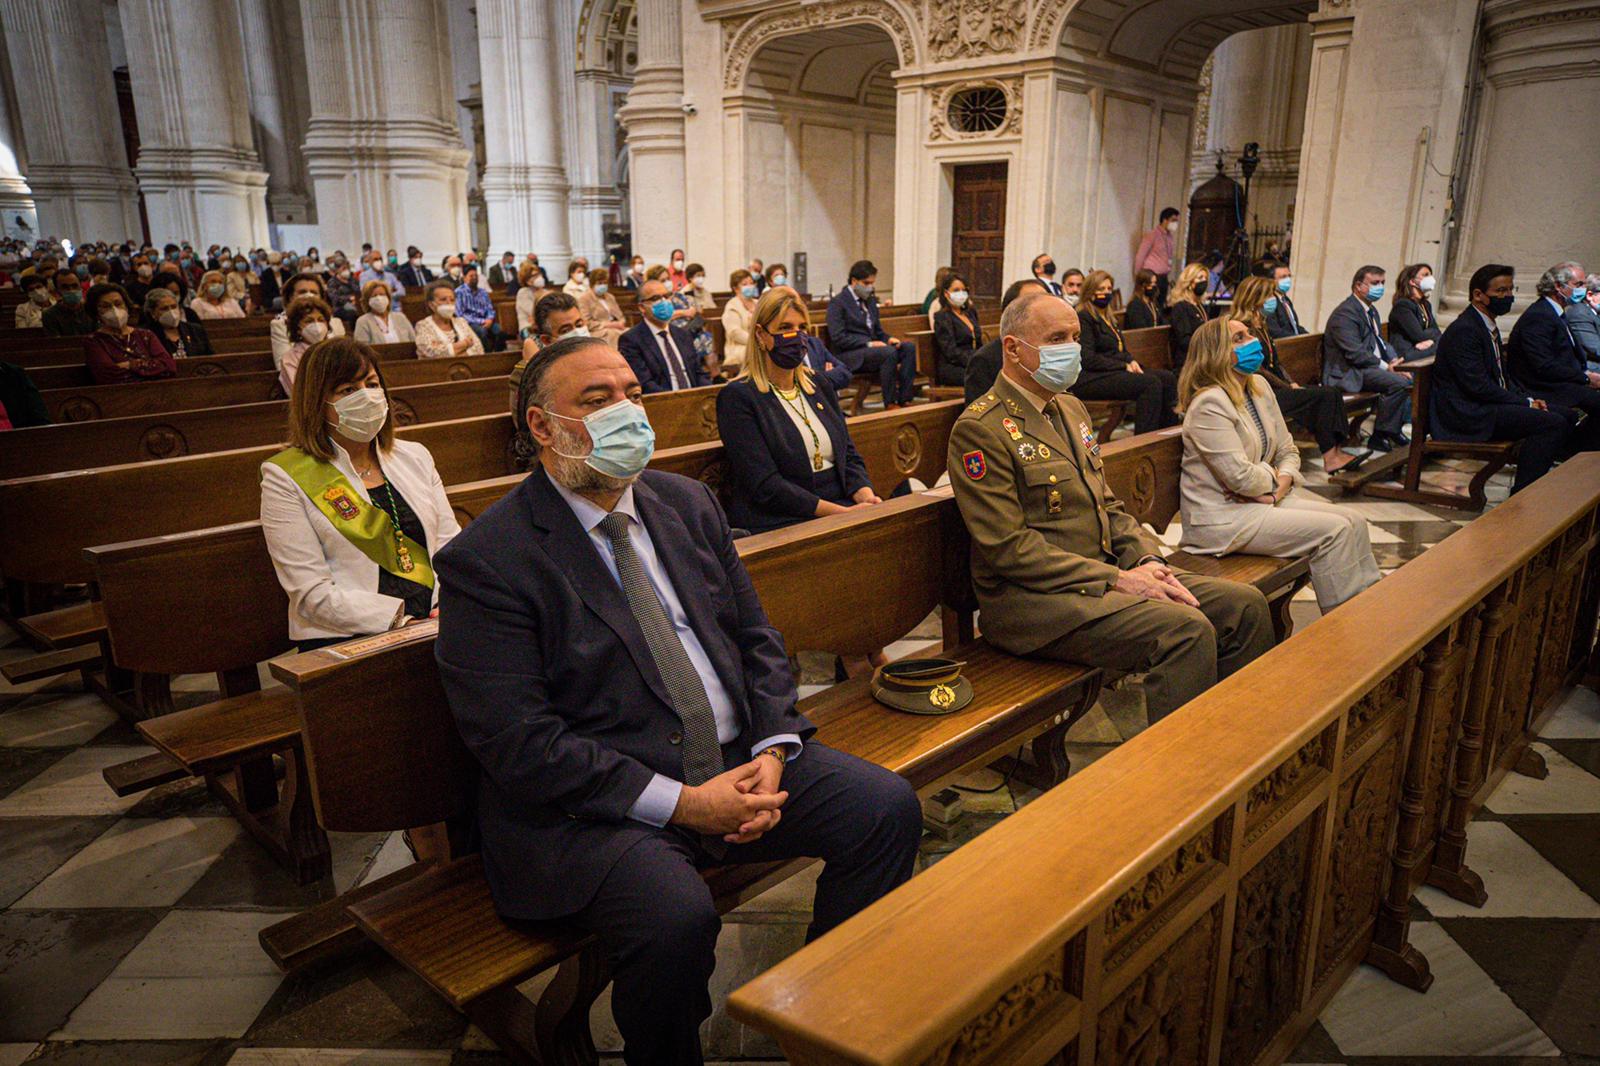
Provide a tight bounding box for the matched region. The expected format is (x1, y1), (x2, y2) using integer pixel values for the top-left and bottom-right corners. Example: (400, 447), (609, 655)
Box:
(1367, 434), (1395, 452)
(1392, 433), (1411, 447)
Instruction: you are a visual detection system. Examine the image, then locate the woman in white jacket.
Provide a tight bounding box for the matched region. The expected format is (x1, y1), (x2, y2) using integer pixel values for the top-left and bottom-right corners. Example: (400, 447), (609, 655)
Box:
(1177, 316), (1380, 613)
(260, 337), (460, 651)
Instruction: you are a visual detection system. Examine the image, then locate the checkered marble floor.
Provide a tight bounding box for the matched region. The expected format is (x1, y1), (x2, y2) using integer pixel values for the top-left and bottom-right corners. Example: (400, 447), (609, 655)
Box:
(6, 448), (1596, 1065)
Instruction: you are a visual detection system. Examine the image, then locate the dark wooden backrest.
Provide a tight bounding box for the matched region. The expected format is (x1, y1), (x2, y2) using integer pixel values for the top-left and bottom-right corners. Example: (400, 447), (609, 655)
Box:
(1124, 326), (1173, 372)
(19, 339), (423, 389)
(1406, 355), (1437, 439)
(1276, 332), (1326, 388)
(1100, 426), (1184, 533)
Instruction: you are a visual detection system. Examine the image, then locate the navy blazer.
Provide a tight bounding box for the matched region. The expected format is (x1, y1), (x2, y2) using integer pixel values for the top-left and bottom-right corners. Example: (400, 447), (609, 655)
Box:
(434, 467), (813, 920)
(1508, 297), (1587, 396)
(715, 376), (872, 534)
(1387, 298), (1441, 362)
(618, 319), (709, 394)
(1265, 294), (1306, 339)
(825, 289), (888, 352)
(1322, 294), (1397, 392)
(803, 334), (854, 394)
(1429, 310), (1526, 443)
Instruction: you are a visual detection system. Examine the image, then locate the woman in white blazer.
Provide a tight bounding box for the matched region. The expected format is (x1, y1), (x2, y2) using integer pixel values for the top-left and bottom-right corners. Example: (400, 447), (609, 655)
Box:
(352, 279), (416, 346)
(1177, 316), (1380, 613)
(261, 336), (461, 650)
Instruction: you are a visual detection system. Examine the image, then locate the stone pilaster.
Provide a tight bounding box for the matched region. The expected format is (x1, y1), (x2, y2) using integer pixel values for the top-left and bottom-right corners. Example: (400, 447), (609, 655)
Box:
(0, 42), (38, 238)
(235, 0), (313, 228)
(615, 0), (686, 266)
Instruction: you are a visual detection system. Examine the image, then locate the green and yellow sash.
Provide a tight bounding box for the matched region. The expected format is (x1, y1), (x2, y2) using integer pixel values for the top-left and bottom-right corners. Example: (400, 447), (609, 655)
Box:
(267, 448), (435, 589)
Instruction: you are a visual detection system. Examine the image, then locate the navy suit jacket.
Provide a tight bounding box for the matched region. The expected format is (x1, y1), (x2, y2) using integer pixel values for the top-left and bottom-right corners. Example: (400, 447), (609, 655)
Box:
(1322, 294), (1397, 391)
(434, 467), (814, 920)
(618, 319), (709, 393)
(803, 334), (853, 393)
(396, 263), (434, 289)
(715, 376), (872, 533)
(1508, 297), (1587, 397)
(1265, 294), (1306, 339)
(825, 289), (888, 352)
(1429, 310), (1526, 443)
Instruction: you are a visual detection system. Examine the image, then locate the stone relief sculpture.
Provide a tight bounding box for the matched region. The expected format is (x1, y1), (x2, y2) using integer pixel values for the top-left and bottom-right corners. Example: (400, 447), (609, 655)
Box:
(927, 0), (1030, 60)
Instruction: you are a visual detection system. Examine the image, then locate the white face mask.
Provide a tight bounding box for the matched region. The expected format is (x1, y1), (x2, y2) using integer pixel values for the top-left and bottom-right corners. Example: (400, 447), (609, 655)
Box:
(1417, 276), (1436, 294)
(949, 290), (969, 306)
(568, 326), (591, 339)
(434, 303), (456, 319)
(369, 295), (390, 313)
(1065, 293), (1080, 307)
(691, 276), (705, 290)
(328, 386), (389, 443)
(157, 308), (181, 328)
(301, 321), (329, 343)
(28, 288), (50, 306)
(100, 306), (128, 329)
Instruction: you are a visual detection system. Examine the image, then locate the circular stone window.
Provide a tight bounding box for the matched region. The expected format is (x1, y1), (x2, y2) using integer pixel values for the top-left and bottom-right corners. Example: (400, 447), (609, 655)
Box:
(947, 86), (1007, 134)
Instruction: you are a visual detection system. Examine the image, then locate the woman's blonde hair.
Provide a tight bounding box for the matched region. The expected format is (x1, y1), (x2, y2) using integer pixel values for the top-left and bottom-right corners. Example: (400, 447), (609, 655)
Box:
(1177, 316), (1264, 412)
(1230, 275), (1275, 342)
(739, 286), (815, 395)
(644, 264), (671, 283)
(286, 337), (395, 459)
(198, 270), (226, 297)
(1169, 262), (1209, 309)
(359, 279), (391, 313)
(1080, 269), (1118, 327)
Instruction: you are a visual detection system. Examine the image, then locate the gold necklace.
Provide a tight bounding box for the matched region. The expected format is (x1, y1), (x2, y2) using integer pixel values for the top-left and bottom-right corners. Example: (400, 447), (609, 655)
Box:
(774, 384), (824, 471)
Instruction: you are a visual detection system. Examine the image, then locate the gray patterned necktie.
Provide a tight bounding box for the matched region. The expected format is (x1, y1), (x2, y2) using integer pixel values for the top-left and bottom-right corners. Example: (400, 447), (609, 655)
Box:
(598, 512), (725, 786)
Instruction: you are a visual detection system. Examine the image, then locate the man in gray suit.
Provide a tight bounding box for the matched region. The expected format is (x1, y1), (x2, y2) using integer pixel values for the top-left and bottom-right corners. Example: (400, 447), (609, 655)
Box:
(1566, 278), (1600, 373)
(1322, 264), (1414, 451)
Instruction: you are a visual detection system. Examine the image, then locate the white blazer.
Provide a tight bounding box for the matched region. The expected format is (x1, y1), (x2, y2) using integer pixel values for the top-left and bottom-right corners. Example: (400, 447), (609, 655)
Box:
(1178, 382), (1302, 554)
(260, 438), (461, 641)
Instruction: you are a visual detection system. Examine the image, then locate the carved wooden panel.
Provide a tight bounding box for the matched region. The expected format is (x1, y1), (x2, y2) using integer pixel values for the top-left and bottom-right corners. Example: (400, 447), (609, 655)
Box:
(1316, 737), (1402, 982)
(1534, 566), (1580, 712)
(140, 424), (188, 459)
(1103, 814), (1228, 973)
(1224, 815), (1318, 1066)
(1344, 658), (1416, 755)
(1495, 569), (1546, 768)
(1094, 903), (1221, 1066)
(922, 948), (1069, 1065)
(1244, 725), (1333, 845)
(58, 397), (101, 421)
(1417, 626), (1468, 844)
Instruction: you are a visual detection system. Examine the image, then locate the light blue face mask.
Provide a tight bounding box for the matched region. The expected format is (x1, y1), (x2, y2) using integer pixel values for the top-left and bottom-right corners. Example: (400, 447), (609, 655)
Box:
(1569, 283), (1589, 305)
(1233, 338), (1265, 375)
(740, 284), (759, 299)
(1018, 338), (1083, 393)
(1263, 297), (1279, 315)
(1276, 277), (1292, 294)
(649, 298), (675, 322)
(1365, 283), (1386, 302)
(548, 398), (656, 479)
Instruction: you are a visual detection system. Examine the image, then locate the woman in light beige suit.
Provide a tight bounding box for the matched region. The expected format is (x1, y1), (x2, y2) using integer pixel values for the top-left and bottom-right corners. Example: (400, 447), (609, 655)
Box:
(1177, 317), (1380, 613)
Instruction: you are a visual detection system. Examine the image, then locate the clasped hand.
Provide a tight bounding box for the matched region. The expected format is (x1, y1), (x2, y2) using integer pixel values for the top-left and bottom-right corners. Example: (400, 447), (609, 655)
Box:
(671, 757), (788, 844)
(1113, 560), (1200, 608)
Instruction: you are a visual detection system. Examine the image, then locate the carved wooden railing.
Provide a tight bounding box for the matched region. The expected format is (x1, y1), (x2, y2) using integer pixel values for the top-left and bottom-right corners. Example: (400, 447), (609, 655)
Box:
(728, 453), (1600, 1066)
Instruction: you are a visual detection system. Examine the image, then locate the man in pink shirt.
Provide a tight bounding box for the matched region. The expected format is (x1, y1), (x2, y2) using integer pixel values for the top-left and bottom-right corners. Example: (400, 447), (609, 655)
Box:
(1134, 207), (1181, 305)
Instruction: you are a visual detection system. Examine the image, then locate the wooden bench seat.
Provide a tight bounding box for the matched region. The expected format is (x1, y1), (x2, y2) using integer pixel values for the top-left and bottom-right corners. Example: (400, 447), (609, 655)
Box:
(14, 600), (104, 647)
(21, 340), (429, 391)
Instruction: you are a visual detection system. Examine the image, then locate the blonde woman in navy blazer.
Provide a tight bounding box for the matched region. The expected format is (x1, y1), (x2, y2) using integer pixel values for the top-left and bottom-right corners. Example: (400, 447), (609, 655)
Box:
(716, 287), (881, 534)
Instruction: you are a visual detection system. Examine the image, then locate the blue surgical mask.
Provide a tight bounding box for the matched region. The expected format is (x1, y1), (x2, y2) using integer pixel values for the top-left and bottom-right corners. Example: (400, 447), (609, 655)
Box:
(649, 298), (675, 322)
(771, 274), (787, 287)
(1234, 338), (1265, 375)
(548, 398), (656, 480)
(1365, 283), (1386, 302)
(1570, 284), (1589, 305)
(1263, 297), (1279, 315)
(1019, 338), (1082, 392)
(740, 284), (759, 299)
(1276, 277), (1292, 294)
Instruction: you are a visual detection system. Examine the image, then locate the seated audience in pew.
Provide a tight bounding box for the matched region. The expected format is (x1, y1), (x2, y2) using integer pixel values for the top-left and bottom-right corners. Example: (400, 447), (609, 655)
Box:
(1508, 261), (1600, 425)
(0, 362), (50, 428)
(42, 269), (95, 335)
(361, 251), (404, 297)
(454, 264), (506, 352)
(1265, 261), (1307, 338)
(933, 271), (985, 387)
(747, 257), (767, 295)
(15, 274), (53, 328)
(324, 260), (362, 328)
(621, 254), (647, 292)
(948, 290), (1274, 722)
(1060, 267), (1086, 307)
(514, 261), (553, 338)
(1122, 268), (1165, 330)
(922, 265), (954, 321)
(578, 267), (627, 348)
(562, 259), (589, 300)
(124, 254), (157, 307)
(259, 253), (292, 310)
(1432, 264), (1578, 493)
(964, 277), (1048, 405)
(83, 283), (177, 385)
(191, 269), (245, 320)
(764, 262), (789, 291)
(435, 334), (921, 1065)
(685, 262), (717, 317)
(141, 288), (213, 360)
(83, 257), (111, 291)
(271, 274), (348, 369)
(416, 279), (485, 361)
(721, 269), (760, 371)
(224, 255), (254, 310)
(1072, 269), (1180, 435)
(1032, 253), (1065, 299)
(651, 263), (717, 372)
(825, 259), (918, 409)
(353, 280), (415, 345)
(1387, 263), (1442, 362)
(800, 324), (854, 396)
(1231, 275), (1368, 473)
(1566, 278), (1600, 372)
(262, 337), (459, 653)
(1177, 316), (1380, 612)
(279, 295), (334, 393)
(1323, 264), (1415, 452)
(1166, 262), (1211, 370)
(717, 286), (882, 534)
(150, 266), (202, 325)
(488, 251), (519, 293)
(396, 246), (434, 289)
(620, 275), (711, 393)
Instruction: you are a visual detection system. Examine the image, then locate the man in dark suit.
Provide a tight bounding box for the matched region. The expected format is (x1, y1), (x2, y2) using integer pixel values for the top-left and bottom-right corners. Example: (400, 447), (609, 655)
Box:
(1508, 261), (1600, 423)
(803, 333), (853, 394)
(436, 337), (921, 1065)
(824, 258), (917, 408)
(1031, 253), (1064, 298)
(1265, 262), (1306, 338)
(396, 246), (434, 289)
(1431, 263), (1571, 493)
(619, 276), (711, 393)
(1322, 265), (1413, 450)
(964, 278), (1047, 405)
(257, 254), (291, 311)
(488, 251), (520, 293)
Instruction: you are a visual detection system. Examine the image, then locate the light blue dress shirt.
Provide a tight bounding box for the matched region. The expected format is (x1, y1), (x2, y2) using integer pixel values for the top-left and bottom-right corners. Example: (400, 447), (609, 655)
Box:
(551, 480), (802, 827)
(361, 267), (403, 296)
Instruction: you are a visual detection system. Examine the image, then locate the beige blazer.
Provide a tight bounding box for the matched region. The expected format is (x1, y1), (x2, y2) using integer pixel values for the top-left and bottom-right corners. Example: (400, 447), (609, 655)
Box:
(1179, 382), (1302, 553)
(720, 297), (755, 367)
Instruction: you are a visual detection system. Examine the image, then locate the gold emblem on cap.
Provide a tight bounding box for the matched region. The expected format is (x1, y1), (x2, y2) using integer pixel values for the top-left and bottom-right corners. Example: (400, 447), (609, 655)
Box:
(929, 684), (956, 709)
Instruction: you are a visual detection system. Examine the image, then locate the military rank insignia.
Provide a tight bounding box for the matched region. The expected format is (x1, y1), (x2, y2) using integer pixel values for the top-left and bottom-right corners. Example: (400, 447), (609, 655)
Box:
(1001, 417), (1022, 440)
(1038, 444), (1052, 459)
(1017, 442), (1037, 461)
(322, 486), (360, 521)
(963, 450), (987, 480)
(1047, 489), (1063, 514)
(1078, 423), (1100, 455)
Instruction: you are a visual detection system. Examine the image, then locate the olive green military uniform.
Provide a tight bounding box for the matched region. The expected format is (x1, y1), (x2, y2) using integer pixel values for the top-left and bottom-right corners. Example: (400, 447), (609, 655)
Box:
(947, 370), (1273, 720)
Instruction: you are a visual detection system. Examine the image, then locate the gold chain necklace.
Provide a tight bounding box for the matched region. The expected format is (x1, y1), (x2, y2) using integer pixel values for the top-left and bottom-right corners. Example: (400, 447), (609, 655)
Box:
(774, 384), (824, 471)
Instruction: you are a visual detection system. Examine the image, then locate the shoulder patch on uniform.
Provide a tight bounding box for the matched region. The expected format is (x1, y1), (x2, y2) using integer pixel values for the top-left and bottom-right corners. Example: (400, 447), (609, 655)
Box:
(962, 450), (987, 480)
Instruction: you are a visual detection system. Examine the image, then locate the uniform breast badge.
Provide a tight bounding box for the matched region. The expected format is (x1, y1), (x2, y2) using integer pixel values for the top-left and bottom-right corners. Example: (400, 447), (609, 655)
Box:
(1001, 417), (1022, 441)
(1017, 442), (1037, 461)
(1047, 488), (1063, 514)
(963, 450), (987, 480)
(1037, 444), (1052, 459)
(323, 486), (360, 521)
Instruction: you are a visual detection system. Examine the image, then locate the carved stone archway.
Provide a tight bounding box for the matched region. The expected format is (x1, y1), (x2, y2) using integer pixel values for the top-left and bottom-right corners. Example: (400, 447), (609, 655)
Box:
(721, 0), (921, 91)
(1033, 0), (1314, 79)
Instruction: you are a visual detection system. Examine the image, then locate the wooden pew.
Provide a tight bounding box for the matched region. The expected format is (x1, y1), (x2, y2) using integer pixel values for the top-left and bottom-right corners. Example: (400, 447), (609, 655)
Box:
(20, 340), (427, 391)
(39, 352), (519, 422)
(726, 453), (1600, 1066)
(1276, 331), (1378, 443)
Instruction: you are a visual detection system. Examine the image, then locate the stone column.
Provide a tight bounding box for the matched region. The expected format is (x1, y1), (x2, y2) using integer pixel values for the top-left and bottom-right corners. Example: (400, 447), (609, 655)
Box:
(616, 0), (686, 265)
(297, 0), (470, 259)
(234, 0), (313, 228)
(120, 0), (270, 248)
(0, 0), (139, 239)
(477, 0), (572, 264)
(0, 41), (38, 238)
(1446, 0), (1600, 311)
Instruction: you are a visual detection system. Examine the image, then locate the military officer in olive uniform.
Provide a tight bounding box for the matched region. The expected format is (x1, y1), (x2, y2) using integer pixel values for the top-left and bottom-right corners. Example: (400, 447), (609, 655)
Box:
(947, 292), (1274, 721)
